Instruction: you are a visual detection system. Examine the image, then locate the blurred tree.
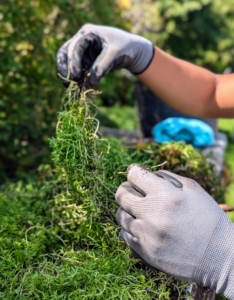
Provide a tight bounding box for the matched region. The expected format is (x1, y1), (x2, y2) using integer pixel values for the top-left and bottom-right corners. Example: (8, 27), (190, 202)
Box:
(122, 0), (234, 73)
(0, 0), (128, 181)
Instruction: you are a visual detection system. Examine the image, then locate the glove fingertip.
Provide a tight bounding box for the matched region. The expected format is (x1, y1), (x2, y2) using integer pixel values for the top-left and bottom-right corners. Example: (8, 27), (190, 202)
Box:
(127, 164), (146, 178)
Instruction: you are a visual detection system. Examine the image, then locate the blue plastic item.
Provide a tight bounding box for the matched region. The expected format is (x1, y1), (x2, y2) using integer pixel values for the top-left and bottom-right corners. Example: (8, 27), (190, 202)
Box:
(152, 117), (214, 147)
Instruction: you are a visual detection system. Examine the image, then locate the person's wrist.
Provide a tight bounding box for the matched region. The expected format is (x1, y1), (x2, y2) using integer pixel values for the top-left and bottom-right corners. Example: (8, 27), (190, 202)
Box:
(194, 212), (234, 299)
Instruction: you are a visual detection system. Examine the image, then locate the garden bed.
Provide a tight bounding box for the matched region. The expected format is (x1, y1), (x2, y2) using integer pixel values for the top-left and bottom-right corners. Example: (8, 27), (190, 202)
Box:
(0, 84), (227, 299)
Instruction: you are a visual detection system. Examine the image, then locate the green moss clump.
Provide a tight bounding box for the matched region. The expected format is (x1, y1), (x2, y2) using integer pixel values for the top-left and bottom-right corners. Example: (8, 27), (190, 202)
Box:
(130, 142), (225, 203)
(0, 176), (189, 299)
(0, 82), (226, 299)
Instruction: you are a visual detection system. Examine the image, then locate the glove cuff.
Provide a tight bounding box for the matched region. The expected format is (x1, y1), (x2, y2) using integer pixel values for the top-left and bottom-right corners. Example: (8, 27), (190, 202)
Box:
(132, 44), (155, 75)
(194, 212), (234, 298)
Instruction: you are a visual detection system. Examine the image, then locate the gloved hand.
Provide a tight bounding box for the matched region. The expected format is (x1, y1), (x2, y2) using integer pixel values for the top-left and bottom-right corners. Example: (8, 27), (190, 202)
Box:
(57, 24), (154, 86)
(115, 164), (234, 299)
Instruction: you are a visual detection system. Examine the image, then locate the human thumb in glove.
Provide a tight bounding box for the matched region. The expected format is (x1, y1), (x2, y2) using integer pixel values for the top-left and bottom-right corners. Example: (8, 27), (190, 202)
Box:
(57, 24), (154, 86)
(115, 164), (234, 299)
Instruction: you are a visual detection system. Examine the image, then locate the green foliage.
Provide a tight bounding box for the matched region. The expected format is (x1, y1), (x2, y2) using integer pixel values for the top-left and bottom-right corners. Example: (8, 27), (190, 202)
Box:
(48, 83), (223, 297)
(49, 85), (131, 243)
(0, 81), (226, 298)
(51, 84), (224, 241)
(0, 0), (128, 181)
(126, 0), (234, 73)
(1, 177), (183, 300)
(97, 105), (138, 130)
(0, 151), (188, 299)
(2, 0), (234, 181)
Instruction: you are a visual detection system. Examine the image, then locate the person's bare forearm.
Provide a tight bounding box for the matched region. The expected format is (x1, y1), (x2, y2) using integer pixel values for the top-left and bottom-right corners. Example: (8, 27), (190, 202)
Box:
(138, 46), (234, 118)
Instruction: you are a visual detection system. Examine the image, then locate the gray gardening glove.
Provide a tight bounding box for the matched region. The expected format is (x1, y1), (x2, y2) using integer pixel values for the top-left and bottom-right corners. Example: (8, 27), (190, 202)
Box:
(115, 164), (234, 299)
(57, 24), (154, 86)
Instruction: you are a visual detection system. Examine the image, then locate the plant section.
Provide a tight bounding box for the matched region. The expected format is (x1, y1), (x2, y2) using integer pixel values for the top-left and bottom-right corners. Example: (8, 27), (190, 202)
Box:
(0, 82), (225, 299)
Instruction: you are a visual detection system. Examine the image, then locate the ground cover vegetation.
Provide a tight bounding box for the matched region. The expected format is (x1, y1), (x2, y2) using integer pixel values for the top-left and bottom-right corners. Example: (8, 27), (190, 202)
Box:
(0, 81), (226, 298)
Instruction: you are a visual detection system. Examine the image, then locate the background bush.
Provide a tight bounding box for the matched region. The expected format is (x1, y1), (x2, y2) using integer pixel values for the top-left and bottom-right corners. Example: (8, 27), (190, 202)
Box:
(1, 0), (234, 181)
(0, 0), (127, 181)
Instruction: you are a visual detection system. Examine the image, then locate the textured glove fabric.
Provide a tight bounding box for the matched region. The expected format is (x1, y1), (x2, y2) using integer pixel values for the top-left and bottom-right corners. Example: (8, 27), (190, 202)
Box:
(194, 212), (234, 299)
(115, 164), (234, 298)
(57, 24), (154, 86)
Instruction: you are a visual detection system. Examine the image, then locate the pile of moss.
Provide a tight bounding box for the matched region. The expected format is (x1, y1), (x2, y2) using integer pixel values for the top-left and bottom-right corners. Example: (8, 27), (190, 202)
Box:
(0, 82), (226, 299)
